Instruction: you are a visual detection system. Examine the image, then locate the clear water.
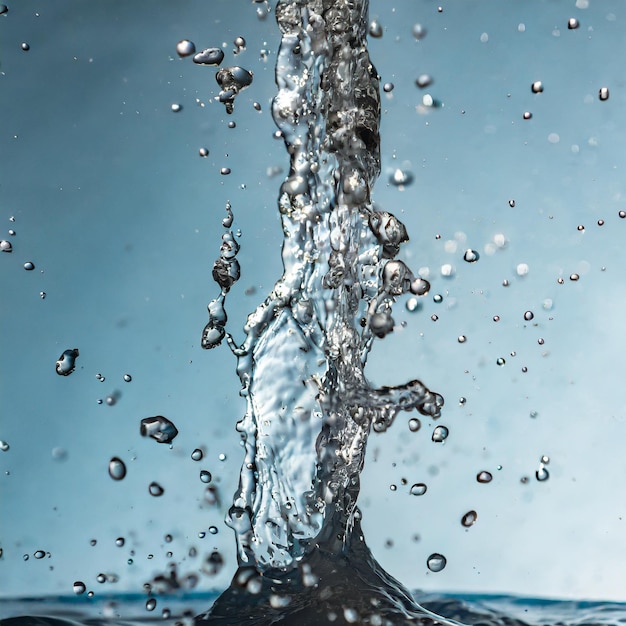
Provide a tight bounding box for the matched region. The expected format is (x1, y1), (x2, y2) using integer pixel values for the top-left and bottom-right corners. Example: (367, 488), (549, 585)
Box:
(3, 0), (626, 625)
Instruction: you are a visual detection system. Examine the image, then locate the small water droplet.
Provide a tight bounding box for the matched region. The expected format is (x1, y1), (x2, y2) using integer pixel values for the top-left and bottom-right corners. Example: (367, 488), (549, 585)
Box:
(23, 554), (29, 561)
(115, 537), (125, 547)
(493, 315), (500, 322)
(73, 581), (86, 595)
(0, 240), (12, 253)
(369, 19), (383, 38)
(193, 47), (224, 66)
(108, 457), (127, 481)
(90, 539), (97, 547)
(233, 36), (246, 52)
(123, 373), (132, 382)
(176, 39), (196, 57)
(162, 608), (171, 619)
(599, 87), (610, 101)
(477, 470), (493, 483)
(405, 297), (420, 312)
(0, 440), (10, 452)
(34, 550), (46, 559)
(457, 335), (467, 344)
(0, 5), (8, 15)
(619, 210), (626, 219)
(508, 199), (516, 208)
(410, 483), (427, 496)
(191, 448), (204, 461)
(459, 397), (466, 406)
(523, 111), (533, 120)
(23, 261), (35, 271)
(536, 466), (550, 481)
(461, 510), (478, 527)
(21, 42), (30, 51)
(39, 291), (46, 299)
(140, 415), (179, 444)
(253, 101), (262, 111)
(541, 455), (550, 464)
(432, 425), (449, 442)
(415, 73), (433, 88)
(96, 573), (106, 584)
(389, 169), (414, 187)
(219, 453), (227, 461)
(220, 167), (231, 175)
(427, 553), (447, 572)
(412, 23), (427, 40)
(171, 103), (182, 113)
(433, 294), (443, 303)
(408, 418), (421, 432)
(523, 310), (534, 321)
(148, 482), (164, 497)
(209, 525), (219, 535)
(531, 81), (543, 93)
(496, 357), (506, 366)
(383, 82), (394, 93)
(567, 17), (580, 29)
(597, 219), (604, 226)
(146, 598), (157, 612)
(570, 273), (580, 281)
(200, 470), (212, 484)
(389, 484), (397, 492)
(55, 348), (79, 376)
(463, 249), (479, 263)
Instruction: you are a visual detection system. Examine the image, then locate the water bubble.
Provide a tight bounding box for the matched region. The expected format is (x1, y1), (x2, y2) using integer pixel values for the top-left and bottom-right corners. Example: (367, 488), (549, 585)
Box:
(531, 81), (543, 93)
(599, 87), (610, 101)
(408, 418), (421, 432)
(191, 448), (204, 461)
(461, 510), (478, 527)
(115, 537), (125, 547)
(108, 457), (127, 481)
(176, 39), (196, 57)
(383, 82), (394, 93)
(148, 482), (164, 497)
(412, 23), (427, 40)
(34, 550), (46, 559)
(426, 553), (447, 572)
(200, 470), (212, 484)
(0, 440), (9, 451)
(146, 598), (157, 612)
(368, 19), (383, 38)
(496, 357), (506, 366)
(171, 103), (182, 113)
(415, 74), (433, 88)
(73, 581), (86, 595)
(463, 249), (479, 263)
(389, 168), (414, 187)
(477, 470), (493, 483)
(193, 47), (224, 66)
(431, 425), (449, 442)
(55, 348), (79, 376)
(536, 466), (550, 481)
(21, 42), (30, 51)
(568, 17), (580, 29)
(523, 111), (533, 120)
(410, 483), (427, 496)
(523, 310), (534, 321)
(0, 240), (12, 253)
(140, 415), (179, 444)
(23, 261), (35, 271)
(457, 335), (467, 344)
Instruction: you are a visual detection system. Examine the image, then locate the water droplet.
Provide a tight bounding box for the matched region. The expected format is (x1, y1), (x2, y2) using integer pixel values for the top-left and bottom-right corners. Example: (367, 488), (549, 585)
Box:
(368, 19), (383, 38)
(410, 483), (427, 496)
(536, 466), (550, 481)
(90, 539), (97, 547)
(477, 470), (493, 483)
(146, 598), (157, 612)
(523, 310), (534, 321)
(599, 87), (610, 101)
(408, 418), (421, 432)
(215, 66), (254, 114)
(200, 470), (212, 484)
(496, 357), (506, 366)
(461, 510), (478, 527)
(430, 314), (438, 322)
(415, 74), (433, 88)
(52, 447), (68, 461)
(0, 5), (7, 15)
(55, 348), (79, 376)
(115, 537), (125, 547)
(457, 335), (467, 344)
(233, 36), (246, 52)
(148, 482), (164, 497)
(432, 425), (449, 442)
(23, 261), (35, 271)
(405, 297), (420, 312)
(176, 39), (196, 57)
(541, 455), (550, 464)
(39, 291), (46, 299)
(619, 210), (626, 219)
(191, 448), (204, 461)
(199, 147), (209, 158)
(412, 23), (427, 40)
(21, 42), (30, 51)
(123, 373), (132, 382)
(568, 17), (580, 29)
(209, 525), (218, 535)
(520, 476), (529, 484)
(220, 167), (231, 175)
(508, 199), (516, 208)
(193, 47), (224, 66)
(0, 440), (10, 452)
(218, 453), (227, 461)
(105, 394), (118, 406)
(598, 219), (605, 226)
(383, 82), (394, 93)
(171, 103), (182, 113)
(516, 263), (529, 276)
(459, 397), (466, 406)
(73, 581), (86, 595)
(570, 273), (580, 281)
(0, 240), (12, 253)
(23, 554), (29, 561)
(493, 315), (500, 322)
(140, 415), (179, 444)
(253, 101), (262, 111)
(228, 121), (236, 129)
(440, 263), (455, 278)
(463, 249), (479, 263)
(108, 457), (127, 481)
(96, 573), (106, 584)
(531, 81), (543, 93)
(162, 608), (171, 619)
(410, 278), (430, 296)
(389, 169), (414, 187)
(34, 550), (46, 559)
(523, 111), (533, 120)
(427, 553), (447, 572)
(433, 294), (443, 303)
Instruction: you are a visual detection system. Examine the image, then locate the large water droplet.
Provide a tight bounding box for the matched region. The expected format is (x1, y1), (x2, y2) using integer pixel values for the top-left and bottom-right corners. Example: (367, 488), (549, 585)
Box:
(461, 510), (478, 527)
(148, 482), (164, 497)
(215, 66), (253, 114)
(176, 39), (196, 57)
(426, 553), (447, 572)
(108, 457), (127, 481)
(410, 483), (427, 496)
(193, 47), (224, 66)
(140, 415), (179, 444)
(55, 348), (79, 376)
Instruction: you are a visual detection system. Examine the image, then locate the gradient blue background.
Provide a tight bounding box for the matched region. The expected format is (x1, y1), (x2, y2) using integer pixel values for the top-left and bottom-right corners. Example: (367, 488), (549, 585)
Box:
(1, 0), (626, 603)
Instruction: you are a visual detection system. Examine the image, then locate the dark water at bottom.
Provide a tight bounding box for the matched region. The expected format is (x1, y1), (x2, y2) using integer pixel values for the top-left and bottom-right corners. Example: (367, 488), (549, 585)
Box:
(3, 593), (626, 626)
